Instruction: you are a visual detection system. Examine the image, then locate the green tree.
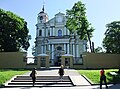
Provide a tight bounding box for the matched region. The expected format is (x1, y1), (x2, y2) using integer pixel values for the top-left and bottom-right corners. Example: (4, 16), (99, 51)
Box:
(66, 1), (94, 52)
(0, 9), (30, 52)
(103, 21), (120, 53)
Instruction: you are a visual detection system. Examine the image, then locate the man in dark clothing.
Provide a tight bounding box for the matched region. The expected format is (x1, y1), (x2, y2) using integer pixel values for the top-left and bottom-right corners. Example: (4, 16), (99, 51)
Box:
(30, 68), (37, 86)
(58, 65), (64, 81)
(100, 68), (108, 89)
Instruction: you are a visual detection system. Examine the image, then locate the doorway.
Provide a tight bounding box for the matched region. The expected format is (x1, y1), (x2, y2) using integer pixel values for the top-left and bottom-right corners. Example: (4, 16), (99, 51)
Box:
(55, 56), (61, 66)
(41, 57), (45, 67)
(65, 58), (70, 67)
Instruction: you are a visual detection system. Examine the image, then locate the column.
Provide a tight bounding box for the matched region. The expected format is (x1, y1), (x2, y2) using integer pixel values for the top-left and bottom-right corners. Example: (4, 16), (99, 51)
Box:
(50, 27), (52, 36)
(67, 29), (70, 35)
(76, 45), (79, 57)
(73, 44), (75, 57)
(42, 29), (44, 37)
(52, 44), (54, 59)
(44, 25), (46, 37)
(49, 44), (51, 60)
(43, 42), (45, 53)
(46, 28), (48, 36)
(44, 45), (46, 53)
(49, 45), (50, 51)
(67, 43), (69, 54)
(53, 27), (55, 36)
(64, 27), (66, 35)
(75, 44), (77, 58)
(41, 46), (44, 54)
(64, 44), (66, 54)
(51, 27), (53, 36)
(71, 44), (73, 55)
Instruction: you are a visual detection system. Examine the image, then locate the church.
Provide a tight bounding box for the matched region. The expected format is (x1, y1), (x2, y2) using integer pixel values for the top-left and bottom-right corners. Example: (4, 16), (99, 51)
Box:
(33, 6), (87, 67)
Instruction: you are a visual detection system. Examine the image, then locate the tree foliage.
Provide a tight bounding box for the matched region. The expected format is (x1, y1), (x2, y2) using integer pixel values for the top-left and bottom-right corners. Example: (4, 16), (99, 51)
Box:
(66, 1), (94, 40)
(94, 46), (103, 53)
(103, 21), (120, 53)
(0, 9), (30, 52)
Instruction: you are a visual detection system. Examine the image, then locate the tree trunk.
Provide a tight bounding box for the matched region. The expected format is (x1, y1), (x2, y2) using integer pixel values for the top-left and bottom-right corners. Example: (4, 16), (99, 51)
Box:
(87, 31), (92, 52)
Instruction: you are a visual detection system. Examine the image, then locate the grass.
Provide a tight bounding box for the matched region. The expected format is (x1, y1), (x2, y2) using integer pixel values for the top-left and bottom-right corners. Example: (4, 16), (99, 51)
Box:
(78, 69), (120, 84)
(0, 69), (29, 86)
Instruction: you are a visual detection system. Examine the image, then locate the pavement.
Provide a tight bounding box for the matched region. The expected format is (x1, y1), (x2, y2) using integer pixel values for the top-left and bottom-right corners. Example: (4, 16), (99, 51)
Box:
(1, 68), (120, 89)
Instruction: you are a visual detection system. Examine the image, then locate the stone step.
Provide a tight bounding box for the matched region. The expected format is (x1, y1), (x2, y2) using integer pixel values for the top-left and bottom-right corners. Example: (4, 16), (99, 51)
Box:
(6, 84), (73, 87)
(15, 76), (70, 80)
(5, 75), (74, 87)
(8, 81), (72, 85)
(11, 79), (70, 82)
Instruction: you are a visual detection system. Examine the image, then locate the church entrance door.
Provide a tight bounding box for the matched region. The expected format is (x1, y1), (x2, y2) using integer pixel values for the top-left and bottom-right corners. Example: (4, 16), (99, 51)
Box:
(55, 56), (61, 66)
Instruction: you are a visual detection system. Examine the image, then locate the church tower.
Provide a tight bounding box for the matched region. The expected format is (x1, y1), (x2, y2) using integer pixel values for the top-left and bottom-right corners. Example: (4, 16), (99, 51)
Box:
(37, 5), (48, 24)
(34, 6), (49, 57)
(36, 5), (48, 38)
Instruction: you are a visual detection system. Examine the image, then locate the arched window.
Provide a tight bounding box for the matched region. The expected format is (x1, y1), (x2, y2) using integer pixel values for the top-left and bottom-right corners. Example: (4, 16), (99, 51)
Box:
(58, 29), (62, 36)
(39, 30), (42, 36)
(57, 46), (62, 50)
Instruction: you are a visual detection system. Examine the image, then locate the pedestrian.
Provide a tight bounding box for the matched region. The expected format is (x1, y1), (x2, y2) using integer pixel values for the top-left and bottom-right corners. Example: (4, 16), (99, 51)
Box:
(30, 68), (37, 86)
(100, 68), (108, 89)
(58, 65), (64, 81)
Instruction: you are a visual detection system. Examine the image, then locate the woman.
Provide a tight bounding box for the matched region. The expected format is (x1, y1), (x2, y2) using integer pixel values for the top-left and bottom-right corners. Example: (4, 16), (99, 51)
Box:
(58, 65), (64, 81)
(30, 68), (37, 86)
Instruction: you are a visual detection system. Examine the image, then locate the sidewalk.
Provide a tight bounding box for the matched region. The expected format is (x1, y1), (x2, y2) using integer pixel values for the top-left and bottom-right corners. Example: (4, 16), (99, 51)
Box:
(2, 68), (120, 89)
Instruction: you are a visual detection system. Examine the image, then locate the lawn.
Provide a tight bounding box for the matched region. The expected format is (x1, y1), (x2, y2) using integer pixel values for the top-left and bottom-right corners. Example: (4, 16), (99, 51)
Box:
(0, 69), (29, 86)
(78, 69), (120, 84)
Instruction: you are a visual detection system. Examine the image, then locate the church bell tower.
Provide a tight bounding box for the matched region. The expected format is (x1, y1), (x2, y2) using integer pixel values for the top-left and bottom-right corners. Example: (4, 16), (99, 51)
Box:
(37, 5), (48, 23)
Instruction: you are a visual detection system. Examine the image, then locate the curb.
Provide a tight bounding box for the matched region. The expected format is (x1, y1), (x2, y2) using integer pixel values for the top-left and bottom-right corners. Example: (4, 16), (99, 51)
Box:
(82, 75), (94, 85)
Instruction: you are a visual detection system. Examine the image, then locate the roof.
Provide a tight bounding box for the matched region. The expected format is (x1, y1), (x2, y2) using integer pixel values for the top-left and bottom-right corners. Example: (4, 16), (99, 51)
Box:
(55, 12), (65, 16)
(37, 53), (49, 57)
(62, 54), (73, 57)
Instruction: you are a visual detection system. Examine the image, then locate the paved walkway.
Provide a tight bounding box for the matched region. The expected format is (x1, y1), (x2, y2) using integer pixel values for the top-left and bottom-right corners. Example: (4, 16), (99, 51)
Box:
(2, 85), (120, 89)
(28, 68), (90, 86)
(2, 68), (120, 89)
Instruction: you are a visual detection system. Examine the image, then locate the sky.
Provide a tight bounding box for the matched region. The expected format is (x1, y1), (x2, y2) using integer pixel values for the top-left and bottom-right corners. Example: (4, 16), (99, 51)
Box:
(1, 0), (120, 57)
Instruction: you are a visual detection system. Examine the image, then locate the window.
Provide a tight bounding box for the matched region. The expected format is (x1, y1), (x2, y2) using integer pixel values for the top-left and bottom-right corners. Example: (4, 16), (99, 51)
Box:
(39, 30), (42, 36)
(48, 29), (50, 36)
(58, 29), (62, 36)
(40, 16), (43, 20)
(57, 46), (62, 50)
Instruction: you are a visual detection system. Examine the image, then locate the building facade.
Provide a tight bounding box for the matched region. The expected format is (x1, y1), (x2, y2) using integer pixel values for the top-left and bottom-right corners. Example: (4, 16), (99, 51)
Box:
(33, 7), (87, 66)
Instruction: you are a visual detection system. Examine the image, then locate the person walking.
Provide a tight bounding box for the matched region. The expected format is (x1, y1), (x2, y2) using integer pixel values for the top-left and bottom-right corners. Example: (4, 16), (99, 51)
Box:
(100, 68), (108, 89)
(58, 65), (64, 81)
(30, 68), (37, 86)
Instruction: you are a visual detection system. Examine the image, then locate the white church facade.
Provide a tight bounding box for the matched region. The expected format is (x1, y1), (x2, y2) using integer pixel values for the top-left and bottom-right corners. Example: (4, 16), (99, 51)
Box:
(33, 7), (87, 67)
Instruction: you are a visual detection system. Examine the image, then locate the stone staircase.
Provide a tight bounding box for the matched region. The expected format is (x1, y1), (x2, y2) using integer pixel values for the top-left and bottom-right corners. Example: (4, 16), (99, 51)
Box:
(5, 75), (74, 87)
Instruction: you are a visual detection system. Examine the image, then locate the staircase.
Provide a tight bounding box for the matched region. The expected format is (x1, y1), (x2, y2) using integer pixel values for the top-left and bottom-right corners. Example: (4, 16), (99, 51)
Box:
(5, 75), (74, 87)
